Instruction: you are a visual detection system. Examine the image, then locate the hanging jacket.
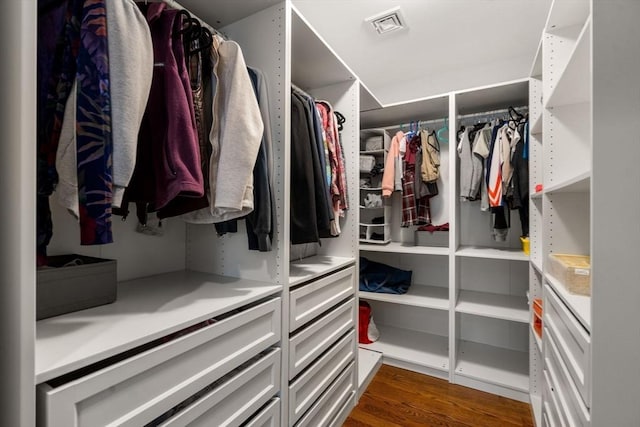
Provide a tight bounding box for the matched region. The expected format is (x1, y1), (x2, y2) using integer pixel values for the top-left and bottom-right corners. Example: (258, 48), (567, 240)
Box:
(38, 0), (114, 251)
(245, 67), (275, 251)
(290, 92), (319, 244)
(181, 36), (263, 223)
(420, 129), (440, 183)
(457, 127), (482, 200)
(382, 131), (404, 197)
(55, 0), (153, 218)
(122, 3), (205, 222)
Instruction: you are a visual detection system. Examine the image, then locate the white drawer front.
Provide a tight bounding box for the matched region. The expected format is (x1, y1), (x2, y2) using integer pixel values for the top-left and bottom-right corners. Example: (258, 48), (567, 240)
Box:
(159, 349), (281, 427)
(289, 298), (355, 380)
(289, 331), (355, 424)
(329, 391), (356, 427)
(244, 398), (281, 427)
(38, 298), (281, 427)
(545, 328), (590, 427)
(295, 361), (355, 427)
(289, 267), (355, 332)
(544, 284), (591, 407)
(543, 370), (563, 427)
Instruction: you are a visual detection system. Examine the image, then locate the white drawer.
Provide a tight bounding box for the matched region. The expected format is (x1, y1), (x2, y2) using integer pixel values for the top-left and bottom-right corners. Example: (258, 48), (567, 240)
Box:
(244, 398), (281, 427)
(544, 284), (591, 407)
(329, 390), (356, 427)
(289, 267), (355, 332)
(295, 361), (355, 427)
(158, 349), (281, 427)
(37, 298), (281, 427)
(289, 298), (355, 380)
(543, 370), (563, 427)
(289, 331), (355, 424)
(545, 327), (590, 427)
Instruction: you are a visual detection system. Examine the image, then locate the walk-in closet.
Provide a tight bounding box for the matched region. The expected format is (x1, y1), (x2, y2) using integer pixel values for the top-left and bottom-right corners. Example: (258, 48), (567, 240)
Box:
(2, 0), (640, 426)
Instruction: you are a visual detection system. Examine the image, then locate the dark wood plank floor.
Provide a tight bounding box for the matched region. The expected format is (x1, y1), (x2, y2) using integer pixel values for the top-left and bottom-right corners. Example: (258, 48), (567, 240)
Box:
(344, 365), (534, 427)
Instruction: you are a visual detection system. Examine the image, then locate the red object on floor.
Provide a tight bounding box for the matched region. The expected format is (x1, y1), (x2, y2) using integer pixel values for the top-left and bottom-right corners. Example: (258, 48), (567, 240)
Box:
(358, 301), (374, 344)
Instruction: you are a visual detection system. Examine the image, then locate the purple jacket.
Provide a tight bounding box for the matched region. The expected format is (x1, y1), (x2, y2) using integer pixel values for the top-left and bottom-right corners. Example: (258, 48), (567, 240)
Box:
(124, 3), (205, 216)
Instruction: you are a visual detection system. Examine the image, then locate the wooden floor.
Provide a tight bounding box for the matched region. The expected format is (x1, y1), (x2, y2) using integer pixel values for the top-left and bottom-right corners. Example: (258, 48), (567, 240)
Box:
(344, 365), (534, 427)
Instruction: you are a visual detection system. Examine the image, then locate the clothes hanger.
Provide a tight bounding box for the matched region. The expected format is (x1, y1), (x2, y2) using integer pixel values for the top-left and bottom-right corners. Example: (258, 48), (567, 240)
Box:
(334, 111), (346, 131)
(436, 118), (449, 144)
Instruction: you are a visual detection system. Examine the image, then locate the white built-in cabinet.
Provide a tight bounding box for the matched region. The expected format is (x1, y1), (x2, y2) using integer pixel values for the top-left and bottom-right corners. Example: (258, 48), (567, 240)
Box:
(3, 1), (361, 426)
(528, 1), (640, 426)
(357, 79), (532, 402)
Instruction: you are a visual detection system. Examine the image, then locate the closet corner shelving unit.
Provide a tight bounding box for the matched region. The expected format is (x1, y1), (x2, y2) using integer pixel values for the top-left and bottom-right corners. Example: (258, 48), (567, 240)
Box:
(357, 78), (533, 402)
(8, 1), (363, 426)
(359, 128), (391, 244)
(528, 0), (640, 426)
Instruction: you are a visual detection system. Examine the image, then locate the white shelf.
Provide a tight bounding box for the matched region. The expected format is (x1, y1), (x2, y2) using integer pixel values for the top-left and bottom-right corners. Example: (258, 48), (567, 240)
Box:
(357, 347), (382, 392)
(360, 285), (449, 311)
(455, 291), (529, 323)
(360, 150), (385, 155)
(359, 187), (382, 191)
(531, 324), (542, 353)
(35, 270), (282, 383)
(546, 18), (591, 108)
(544, 171), (590, 194)
(289, 255), (355, 286)
(455, 246), (528, 262)
(359, 206), (384, 210)
(531, 191), (543, 199)
(455, 340), (529, 392)
(361, 325), (449, 372)
(360, 222), (388, 227)
(545, 273), (591, 331)
(360, 241), (449, 256)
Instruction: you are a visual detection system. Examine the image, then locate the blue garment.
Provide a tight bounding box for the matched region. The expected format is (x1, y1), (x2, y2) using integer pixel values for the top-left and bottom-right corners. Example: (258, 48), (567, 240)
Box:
(359, 257), (412, 295)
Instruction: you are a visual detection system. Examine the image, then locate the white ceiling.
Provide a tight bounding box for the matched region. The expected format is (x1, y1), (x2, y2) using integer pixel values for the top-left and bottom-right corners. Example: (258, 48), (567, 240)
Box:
(293, 0), (552, 106)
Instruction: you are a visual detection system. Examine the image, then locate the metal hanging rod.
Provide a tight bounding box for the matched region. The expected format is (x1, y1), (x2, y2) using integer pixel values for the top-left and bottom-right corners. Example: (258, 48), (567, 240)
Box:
(457, 106), (528, 121)
(379, 117), (447, 131)
(291, 83), (313, 99)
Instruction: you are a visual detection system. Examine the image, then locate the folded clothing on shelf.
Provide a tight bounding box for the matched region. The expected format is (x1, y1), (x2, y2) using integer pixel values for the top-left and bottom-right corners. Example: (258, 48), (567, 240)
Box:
(359, 257), (412, 294)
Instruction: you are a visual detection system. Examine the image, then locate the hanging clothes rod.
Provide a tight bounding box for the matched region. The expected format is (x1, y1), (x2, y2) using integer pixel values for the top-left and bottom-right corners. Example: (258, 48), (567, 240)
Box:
(457, 106), (528, 120)
(291, 83), (313, 99)
(379, 117), (447, 131)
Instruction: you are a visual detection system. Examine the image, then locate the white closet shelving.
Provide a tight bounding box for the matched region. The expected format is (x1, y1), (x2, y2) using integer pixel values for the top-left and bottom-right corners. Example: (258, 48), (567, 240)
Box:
(529, 1), (640, 425)
(357, 79), (532, 401)
(7, 1), (363, 425)
(359, 128), (391, 244)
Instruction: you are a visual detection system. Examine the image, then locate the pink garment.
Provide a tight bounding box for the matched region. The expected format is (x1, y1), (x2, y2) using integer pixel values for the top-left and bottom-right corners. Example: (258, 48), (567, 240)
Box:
(382, 131), (404, 197)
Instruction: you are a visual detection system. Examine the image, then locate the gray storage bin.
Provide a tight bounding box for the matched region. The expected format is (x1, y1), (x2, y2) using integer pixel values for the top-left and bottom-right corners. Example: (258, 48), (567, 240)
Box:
(37, 255), (117, 320)
(415, 231), (449, 247)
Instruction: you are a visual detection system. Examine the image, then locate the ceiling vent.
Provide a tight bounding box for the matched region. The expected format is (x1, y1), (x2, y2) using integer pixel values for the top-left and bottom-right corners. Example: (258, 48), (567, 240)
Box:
(365, 7), (407, 35)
